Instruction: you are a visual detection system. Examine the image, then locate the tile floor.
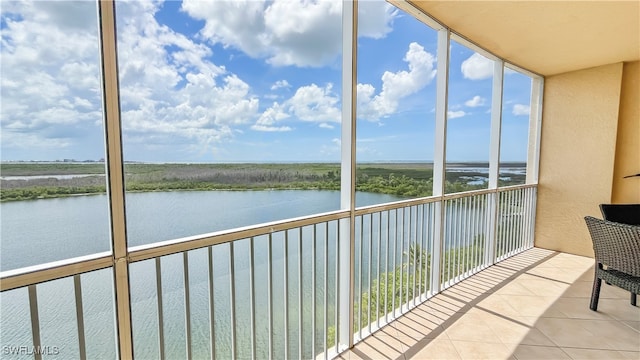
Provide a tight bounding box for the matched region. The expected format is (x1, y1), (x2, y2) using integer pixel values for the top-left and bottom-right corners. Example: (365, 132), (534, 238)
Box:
(337, 248), (640, 360)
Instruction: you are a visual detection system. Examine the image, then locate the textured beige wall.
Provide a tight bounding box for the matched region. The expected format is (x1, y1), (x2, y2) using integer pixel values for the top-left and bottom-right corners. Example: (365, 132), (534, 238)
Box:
(535, 63), (623, 257)
(612, 61), (640, 203)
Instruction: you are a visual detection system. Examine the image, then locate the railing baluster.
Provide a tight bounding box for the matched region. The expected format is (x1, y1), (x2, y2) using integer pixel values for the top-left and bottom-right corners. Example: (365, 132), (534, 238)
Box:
(312, 225), (316, 360)
(267, 234), (273, 360)
(509, 189), (516, 255)
(155, 258), (165, 360)
(412, 205), (417, 306)
(183, 252), (192, 360)
(503, 191), (509, 259)
(467, 197), (474, 276)
(423, 204), (430, 297)
(323, 222), (329, 360)
(399, 208), (405, 314)
(207, 247), (215, 360)
(376, 212), (381, 329)
(385, 211), (390, 324)
(392, 209), (397, 317)
(250, 237), (256, 360)
(527, 188), (534, 247)
(460, 197), (473, 279)
(357, 216), (363, 340)
(284, 231), (289, 360)
(229, 243), (237, 360)
(367, 214), (372, 335)
(298, 228), (303, 360)
(334, 221), (339, 354)
(445, 201), (451, 287)
(74, 275), (87, 360)
(28, 285), (42, 360)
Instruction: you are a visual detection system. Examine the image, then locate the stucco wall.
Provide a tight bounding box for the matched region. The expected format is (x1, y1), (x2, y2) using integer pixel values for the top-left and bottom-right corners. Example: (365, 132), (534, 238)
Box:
(611, 61), (640, 203)
(535, 63), (623, 257)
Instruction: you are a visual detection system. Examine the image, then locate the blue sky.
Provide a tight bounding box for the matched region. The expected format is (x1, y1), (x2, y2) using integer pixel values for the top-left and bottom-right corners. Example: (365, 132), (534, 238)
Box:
(0, 0), (532, 163)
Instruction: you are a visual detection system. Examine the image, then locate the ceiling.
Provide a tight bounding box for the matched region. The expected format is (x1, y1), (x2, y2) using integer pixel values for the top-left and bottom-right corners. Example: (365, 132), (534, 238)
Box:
(409, 1), (640, 76)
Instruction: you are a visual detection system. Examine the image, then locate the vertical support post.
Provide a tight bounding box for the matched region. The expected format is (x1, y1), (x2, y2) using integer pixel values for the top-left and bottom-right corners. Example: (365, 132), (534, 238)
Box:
(98, 2), (133, 359)
(155, 259), (166, 360)
(486, 59), (504, 265)
(183, 252), (192, 360)
(28, 285), (42, 360)
(74, 275), (87, 360)
(527, 78), (544, 184)
(207, 247), (216, 360)
(229, 243), (237, 360)
(431, 27), (450, 295)
(339, 0), (357, 351)
(488, 59), (504, 189)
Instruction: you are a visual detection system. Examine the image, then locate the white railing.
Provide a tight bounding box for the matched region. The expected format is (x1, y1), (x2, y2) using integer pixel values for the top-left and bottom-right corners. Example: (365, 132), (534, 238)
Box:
(0, 185), (536, 359)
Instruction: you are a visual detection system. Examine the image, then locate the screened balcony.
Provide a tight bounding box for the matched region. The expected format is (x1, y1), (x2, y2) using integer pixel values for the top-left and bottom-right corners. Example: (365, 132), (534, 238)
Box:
(1, 0), (638, 359)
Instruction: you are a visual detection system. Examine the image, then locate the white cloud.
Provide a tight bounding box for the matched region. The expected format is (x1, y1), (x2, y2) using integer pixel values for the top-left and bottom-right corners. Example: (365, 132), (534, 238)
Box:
(358, 42), (437, 121)
(461, 53), (493, 80)
(271, 80), (291, 91)
(357, 1), (398, 39)
(465, 95), (486, 107)
(447, 110), (467, 119)
(182, 0), (397, 68)
(1, 0), (264, 160)
(252, 102), (292, 132)
(513, 104), (531, 116)
(0, 1), (104, 155)
(288, 83), (341, 123)
(252, 83), (341, 131)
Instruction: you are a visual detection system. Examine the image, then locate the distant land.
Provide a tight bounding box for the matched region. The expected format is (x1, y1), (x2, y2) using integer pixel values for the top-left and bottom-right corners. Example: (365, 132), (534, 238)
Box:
(0, 162), (526, 202)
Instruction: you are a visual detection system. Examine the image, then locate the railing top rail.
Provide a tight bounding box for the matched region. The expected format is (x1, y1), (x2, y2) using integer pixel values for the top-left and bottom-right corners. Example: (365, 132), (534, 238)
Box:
(128, 209), (350, 263)
(496, 183), (537, 192)
(0, 252), (113, 292)
(355, 195), (440, 215)
(354, 184), (537, 215)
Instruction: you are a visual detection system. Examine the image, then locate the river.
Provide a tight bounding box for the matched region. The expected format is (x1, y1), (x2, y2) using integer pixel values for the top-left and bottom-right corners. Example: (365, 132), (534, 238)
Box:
(1, 190), (412, 359)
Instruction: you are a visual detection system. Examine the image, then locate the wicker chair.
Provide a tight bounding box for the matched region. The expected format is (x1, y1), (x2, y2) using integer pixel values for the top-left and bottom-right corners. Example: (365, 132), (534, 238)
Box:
(584, 216), (640, 311)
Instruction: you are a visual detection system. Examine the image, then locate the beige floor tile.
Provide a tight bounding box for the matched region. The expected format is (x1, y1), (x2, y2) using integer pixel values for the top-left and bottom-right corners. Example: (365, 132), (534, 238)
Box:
(549, 297), (616, 320)
(483, 314), (555, 346)
(576, 319), (640, 352)
(444, 313), (501, 343)
(561, 280), (594, 298)
(511, 345), (571, 359)
(600, 284), (638, 299)
(576, 268), (596, 283)
(524, 266), (588, 283)
(350, 335), (407, 360)
(474, 294), (523, 318)
(619, 351), (640, 359)
(562, 348), (632, 359)
(451, 340), (516, 360)
(407, 339), (461, 360)
(515, 278), (570, 297)
(622, 321), (640, 332)
(499, 294), (564, 317)
(534, 318), (613, 350)
(495, 281), (537, 296)
(595, 299), (640, 321)
(393, 311), (445, 340)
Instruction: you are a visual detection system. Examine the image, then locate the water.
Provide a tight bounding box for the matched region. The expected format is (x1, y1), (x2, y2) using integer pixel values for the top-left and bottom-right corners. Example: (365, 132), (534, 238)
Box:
(0, 190), (405, 359)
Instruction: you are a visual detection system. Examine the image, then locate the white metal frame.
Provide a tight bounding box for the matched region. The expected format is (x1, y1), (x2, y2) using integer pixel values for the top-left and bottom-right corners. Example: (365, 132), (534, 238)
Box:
(0, 0), (545, 358)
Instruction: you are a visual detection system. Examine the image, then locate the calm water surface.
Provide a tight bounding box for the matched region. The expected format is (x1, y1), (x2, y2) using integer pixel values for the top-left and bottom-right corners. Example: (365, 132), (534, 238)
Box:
(1, 190), (406, 359)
